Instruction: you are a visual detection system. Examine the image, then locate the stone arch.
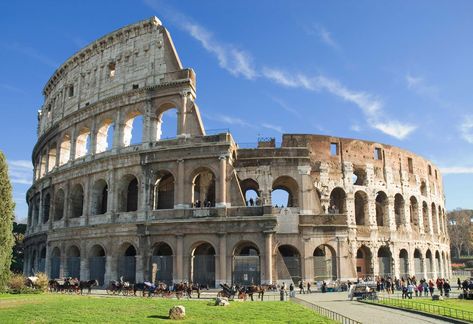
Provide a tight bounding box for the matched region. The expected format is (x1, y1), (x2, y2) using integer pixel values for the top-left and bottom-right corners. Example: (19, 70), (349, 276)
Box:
(191, 242), (216, 287)
(420, 181), (427, 196)
(422, 202), (430, 233)
(42, 192), (51, 223)
(152, 170), (175, 209)
(377, 246), (392, 277)
(96, 118), (114, 153)
(75, 127), (91, 158)
(431, 203), (438, 234)
(277, 244), (301, 284)
(191, 167), (216, 207)
(50, 247), (61, 279)
(32, 195), (40, 226)
(375, 191), (388, 227)
(272, 176), (299, 207)
(329, 187), (346, 214)
(409, 196), (419, 227)
(399, 249), (409, 279)
(28, 249), (37, 276)
(59, 134), (71, 165)
(232, 241), (261, 285)
(89, 244), (106, 285)
(313, 244), (337, 281)
(118, 242), (137, 283)
(435, 250), (442, 277)
(91, 179), (108, 215)
(240, 178), (260, 206)
(150, 242), (173, 284)
(413, 248), (423, 279)
(48, 144), (57, 171)
(70, 184), (84, 218)
(123, 111), (144, 146)
(155, 103), (179, 140)
(352, 166), (367, 186)
(425, 249), (433, 278)
(356, 245), (373, 278)
(66, 245), (81, 279)
(39, 152), (47, 177)
(118, 174), (139, 212)
(354, 191), (369, 225)
(394, 194), (405, 227)
(54, 189), (65, 221)
(438, 205), (444, 233)
(39, 246), (46, 273)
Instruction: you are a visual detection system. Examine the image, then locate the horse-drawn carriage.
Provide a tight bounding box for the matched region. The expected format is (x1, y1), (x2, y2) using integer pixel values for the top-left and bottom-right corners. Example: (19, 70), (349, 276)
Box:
(348, 282), (378, 301)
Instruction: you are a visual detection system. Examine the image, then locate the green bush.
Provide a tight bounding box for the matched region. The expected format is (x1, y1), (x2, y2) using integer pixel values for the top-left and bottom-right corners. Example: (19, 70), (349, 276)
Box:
(6, 273), (47, 294)
(465, 260), (473, 268)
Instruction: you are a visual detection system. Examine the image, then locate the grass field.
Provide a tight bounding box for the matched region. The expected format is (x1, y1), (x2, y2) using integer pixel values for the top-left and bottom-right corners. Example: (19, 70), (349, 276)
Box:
(0, 294), (335, 323)
(372, 296), (473, 322)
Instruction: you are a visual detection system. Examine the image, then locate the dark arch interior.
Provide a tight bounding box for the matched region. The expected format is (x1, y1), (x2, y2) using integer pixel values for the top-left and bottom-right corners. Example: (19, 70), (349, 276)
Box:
(153, 243), (173, 256)
(124, 245), (137, 256)
(278, 245), (300, 257)
(90, 245), (105, 257)
(194, 243), (215, 255)
(235, 244), (259, 256)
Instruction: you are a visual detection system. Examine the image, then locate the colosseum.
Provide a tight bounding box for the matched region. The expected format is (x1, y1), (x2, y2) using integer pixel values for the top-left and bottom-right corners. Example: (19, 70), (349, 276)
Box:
(23, 17), (451, 287)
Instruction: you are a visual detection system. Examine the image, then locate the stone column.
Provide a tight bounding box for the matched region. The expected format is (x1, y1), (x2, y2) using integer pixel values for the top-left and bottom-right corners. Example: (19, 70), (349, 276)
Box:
(217, 233), (227, 285)
(80, 241), (88, 280)
(45, 244), (50, 278)
(174, 160), (186, 208)
(387, 197), (396, 231)
(216, 155), (227, 207)
(83, 178), (91, 225)
(298, 166), (316, 214)
(60, 244), (66, 278)
(346, 195), (355, 226)
(44, 147), (50, 175)
(38, 190), (44, 229)
(64, 183), (70, 227)
(417, 200), (424, 234)
(175, 235), (184, 283)
(112, 110), (123, 151)
(135, 255), (144, 283)
(177, 92), (187, 137)
(69, 126), (77, 161)
(421, 257), (427, 279)
(264, 231), (273, 284)
(104, 255), (116, 283)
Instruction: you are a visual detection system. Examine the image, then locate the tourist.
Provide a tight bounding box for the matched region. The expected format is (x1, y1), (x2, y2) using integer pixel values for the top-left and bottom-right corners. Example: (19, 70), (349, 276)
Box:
(458, 277), (461, 290)
(289, 283), (295, 297)
(307, 281), (312, 294)
(249, 198), (254, 206)
(299, 281), (305, 294)
(444, 280), (451, 297)
(428, 279), (435, 296)
(322, 281), (327, 293)
(401, 284), (407, 299)
(407, 282), (415, 299)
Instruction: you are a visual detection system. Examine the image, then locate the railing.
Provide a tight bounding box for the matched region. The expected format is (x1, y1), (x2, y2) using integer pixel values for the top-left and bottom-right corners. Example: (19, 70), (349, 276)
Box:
(363, 296), (473, 322)
(453, 269), (471, 277)
(291, 297), (361, 324)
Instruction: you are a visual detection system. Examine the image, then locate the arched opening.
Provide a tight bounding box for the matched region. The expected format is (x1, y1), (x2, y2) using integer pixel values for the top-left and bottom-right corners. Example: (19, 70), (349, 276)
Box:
(425, 249), (433, 278)
(232, 242), (260, 285)
(192, 243), (215, 287)
(431, 203), (438, 233)
(277, 245), (301, 284)
(192, 169), (215, 207)
(50, 247), (61, 279)
(75, 128), (91, 158)
(272, 176), (299, 207)
(54, 189), (65, 221)
(240, 178), (260, 206)
(352, 166), (367, 186)
(91, 179), (108, 215)
(48, 146), (57, 171)
(399, 249), (408, 279)
(151, 243), (173, 285)
(39, 154), (47, 177)
(356, 246), (372, 278)
(394, 194), (405, 228)
(313, 245), (337, 281)
(420, 181), (427, 196)
(442, 251), (447, 278)
(435, 251), (442, 277)
(375, 191), (388, 227)
(409, 196), (419, 227)
(152, 171), (174, 209)
(89, 245), (106, 285)
(59, 135), (71, 166)
(119, 175), (139, 212)
(96, 119), (114, 153)
(39, 247), (46, 273)
(70, 184), (84, 218)
(438, 206), (444, 233)
(414, 249), (423, 279)
(118, 243), (137, 283)
(422, 202), (430, 233)
(156, 108), (178, 140)
(329, 187), (346, 214)
(66, 245), (81, 279)
(378, 246), (392, 277)
(355, 191), (369, 225)
(42, 193), (51, 223)
(33, 196), (40, 226)
(123, 112), (143, 146)
(29, 250), (37, 276)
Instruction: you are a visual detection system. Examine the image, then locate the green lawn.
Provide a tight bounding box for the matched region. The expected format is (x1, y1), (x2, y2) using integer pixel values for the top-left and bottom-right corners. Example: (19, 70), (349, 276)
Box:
(372, 297), (473, 322)
(0, 294), (335, 323)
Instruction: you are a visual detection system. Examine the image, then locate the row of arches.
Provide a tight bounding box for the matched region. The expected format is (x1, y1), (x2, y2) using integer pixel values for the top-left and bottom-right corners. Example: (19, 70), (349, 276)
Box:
(35, 106), (179, 180)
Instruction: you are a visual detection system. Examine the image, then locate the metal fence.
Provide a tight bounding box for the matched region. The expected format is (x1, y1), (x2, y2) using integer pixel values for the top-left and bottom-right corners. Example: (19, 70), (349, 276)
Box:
(50, 257), (60, 279)
(193, 255), (215, 287)
(291, 297), (361, 324)
(233, 256), (260, 285)
(89, 257), (106, 285)
(364, 296), (473, 322)
(66, 257), (81, 279)
(38, 258), (46, 273)
(118, 256), (136, 283)
(150, 256), (173, 285)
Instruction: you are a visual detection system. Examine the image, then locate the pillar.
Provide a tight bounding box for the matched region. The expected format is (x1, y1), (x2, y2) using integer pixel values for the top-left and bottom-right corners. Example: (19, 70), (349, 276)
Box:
(177, 92), (187, 136)
(69, 126), (77, 161)
(216, 155), (227, 207)
(217, 233), (227, 285)
(175, 234), (184, 283)
(135, 255), (144, 282)
(104, 255), (116, 284)
(264, 231), (273, 284)
(174, 160), (186, 208)
(112, 110), (123, 151)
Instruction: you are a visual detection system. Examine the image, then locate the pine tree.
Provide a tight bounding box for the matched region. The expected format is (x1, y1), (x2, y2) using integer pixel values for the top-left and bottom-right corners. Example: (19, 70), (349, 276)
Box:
(0, 151), (15, 291)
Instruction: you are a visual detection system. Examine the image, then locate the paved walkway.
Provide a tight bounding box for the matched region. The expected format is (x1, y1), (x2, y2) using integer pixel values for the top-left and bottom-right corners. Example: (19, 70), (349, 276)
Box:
(295, 292), (449, 324)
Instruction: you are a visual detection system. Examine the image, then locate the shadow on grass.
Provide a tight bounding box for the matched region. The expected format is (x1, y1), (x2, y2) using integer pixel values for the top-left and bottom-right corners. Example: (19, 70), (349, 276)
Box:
(147, 315), (169, 319)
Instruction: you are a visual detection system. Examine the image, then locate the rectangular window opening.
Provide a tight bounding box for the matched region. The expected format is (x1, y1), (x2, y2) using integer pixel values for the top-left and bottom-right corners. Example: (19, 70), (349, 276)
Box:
(108, 62), (116, 78)
(132, 84), (139, 89)
(408, 158), (413, 173)
(428, 165), (432, 175)
(330, 143), (338, 156)
(68, 85), (74, 97)
(374, 147), (382, 160)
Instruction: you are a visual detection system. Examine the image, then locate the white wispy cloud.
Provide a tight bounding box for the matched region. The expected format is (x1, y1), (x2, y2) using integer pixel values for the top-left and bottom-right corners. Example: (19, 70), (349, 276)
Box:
(262, 123), (284, 133)
(459, 115), (473, 144)
(8, 159), (32, 185)
(268, 96), (301, 118)
(371, 121), (417, 140)
(440, 166), (473, 174)
(214, 114), (255, 128)
(314, 25), (339, 50)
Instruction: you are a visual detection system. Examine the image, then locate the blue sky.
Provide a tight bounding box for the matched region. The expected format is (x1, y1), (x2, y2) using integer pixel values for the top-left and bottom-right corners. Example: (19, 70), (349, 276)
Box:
(1, 0), (473, 221)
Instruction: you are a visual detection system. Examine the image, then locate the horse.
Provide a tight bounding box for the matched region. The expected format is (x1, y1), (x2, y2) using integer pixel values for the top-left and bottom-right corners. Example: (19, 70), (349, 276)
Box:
(25, 276), (39, 289)
(79, 280), (99, 294)
(64, 278), (80, 294)
(107, 277), (132, 295)
(246, 285), (265, 301)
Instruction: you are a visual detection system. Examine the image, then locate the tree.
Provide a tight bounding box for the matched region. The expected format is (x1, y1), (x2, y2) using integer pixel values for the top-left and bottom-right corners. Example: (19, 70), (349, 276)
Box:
(11, 222), (26, 273)
(447, 209), (473, 258)
(0, 151), (15, 291)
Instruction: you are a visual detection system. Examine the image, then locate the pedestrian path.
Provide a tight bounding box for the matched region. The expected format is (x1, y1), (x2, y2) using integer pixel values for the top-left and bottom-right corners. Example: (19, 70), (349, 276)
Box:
(296, 292), (448, 324)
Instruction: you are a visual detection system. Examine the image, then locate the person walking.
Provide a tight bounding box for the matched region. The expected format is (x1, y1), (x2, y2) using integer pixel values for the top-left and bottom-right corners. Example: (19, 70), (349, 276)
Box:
(307, 281), (312, 294)
(289, 283), (295, 297)
(457, 277), (461, 290)
(428, 279), (435, 296)
(407, 282), (415, 299)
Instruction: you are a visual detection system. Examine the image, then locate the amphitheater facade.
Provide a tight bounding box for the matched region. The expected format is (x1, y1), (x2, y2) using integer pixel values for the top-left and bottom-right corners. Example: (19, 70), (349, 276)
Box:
(23, 17), (451, 287)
